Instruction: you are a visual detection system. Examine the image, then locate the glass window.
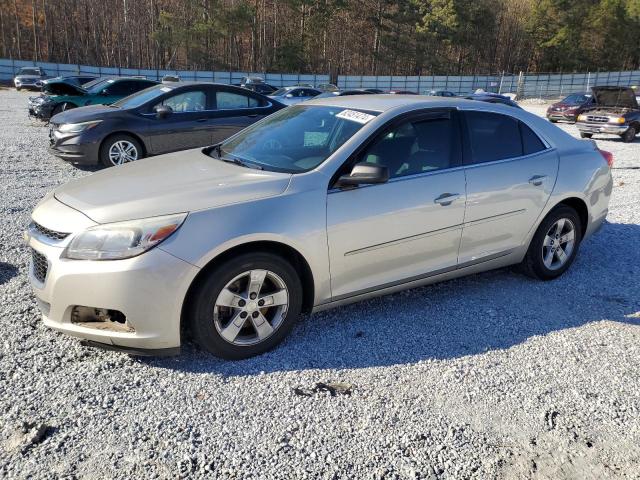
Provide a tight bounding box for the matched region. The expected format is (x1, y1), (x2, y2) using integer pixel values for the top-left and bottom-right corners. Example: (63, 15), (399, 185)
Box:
(520, 122), (546, 155)
(465, 111), (522, 163)
(216, 91), (259, 109)
(216, 105), (378, 173)
(159, 90), (207, 112)
(104, 81), (135, 96)
(113, 85), (166, 108)
(362, 115), (454, 178)
(18, 68), (42, 76)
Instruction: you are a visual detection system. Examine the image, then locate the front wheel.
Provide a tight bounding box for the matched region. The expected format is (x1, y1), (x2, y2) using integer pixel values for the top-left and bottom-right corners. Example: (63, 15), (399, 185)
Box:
(99, 134), (143, 167)
(621, 126), (636, 143)
(580, 132), (592, 139)
(521, 206), (582, 280)
(188, 252), (303, 359)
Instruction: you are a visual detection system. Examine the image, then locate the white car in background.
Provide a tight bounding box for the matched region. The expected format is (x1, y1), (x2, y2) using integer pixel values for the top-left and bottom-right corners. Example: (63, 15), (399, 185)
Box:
(14, 67), (49, 91)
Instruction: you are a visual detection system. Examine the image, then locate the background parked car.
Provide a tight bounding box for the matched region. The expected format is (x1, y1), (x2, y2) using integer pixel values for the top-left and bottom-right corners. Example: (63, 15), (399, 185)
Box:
(317, 83), (339, 92)
(313, 89), (374, 99)
(28, 76), (158, 121)
(42, 75), (97, 88)
(429, 89), (457, 97)
(576, 86), (639, 143)
(237, 76), (277, 95)
(546, 92), (594, 123)
(463, 92), (521, 108)
(14, 67), (49, 91)
(269, 86), (321, 105)
(48, 82), (285, 167)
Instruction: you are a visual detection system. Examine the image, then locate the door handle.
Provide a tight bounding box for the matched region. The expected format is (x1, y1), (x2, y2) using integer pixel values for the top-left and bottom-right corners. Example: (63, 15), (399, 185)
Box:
(528, 175), (547, 186)
(434, 193), (460, 206)
(196, 118), (208, 123)
(247, 114), (258, 118)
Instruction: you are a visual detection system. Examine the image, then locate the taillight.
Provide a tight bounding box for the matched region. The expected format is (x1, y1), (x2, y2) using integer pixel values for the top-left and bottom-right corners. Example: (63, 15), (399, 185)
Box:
(598, 149), (614, 168)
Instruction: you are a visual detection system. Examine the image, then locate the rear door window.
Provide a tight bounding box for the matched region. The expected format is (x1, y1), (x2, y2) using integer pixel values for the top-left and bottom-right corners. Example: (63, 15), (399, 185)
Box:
(216, 91), (263, 109)
(464, 111), (522, 164)
(519, 122), (546, 155)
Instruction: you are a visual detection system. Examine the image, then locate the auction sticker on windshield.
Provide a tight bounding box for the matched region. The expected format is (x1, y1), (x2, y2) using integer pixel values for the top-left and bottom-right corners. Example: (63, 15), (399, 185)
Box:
(336, 109), (376, 124)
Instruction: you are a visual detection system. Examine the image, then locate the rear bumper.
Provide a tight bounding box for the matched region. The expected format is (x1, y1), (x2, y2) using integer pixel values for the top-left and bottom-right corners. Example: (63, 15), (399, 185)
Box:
(576, 123), (629, 135)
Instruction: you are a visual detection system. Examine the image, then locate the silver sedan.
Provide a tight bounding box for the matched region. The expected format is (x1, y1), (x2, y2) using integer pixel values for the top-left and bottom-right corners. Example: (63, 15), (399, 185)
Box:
(26, 96), (613, 358)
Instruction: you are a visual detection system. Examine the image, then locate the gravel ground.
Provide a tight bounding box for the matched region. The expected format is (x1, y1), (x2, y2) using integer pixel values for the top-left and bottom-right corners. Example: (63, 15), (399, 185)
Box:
(1, 89), (639, 479)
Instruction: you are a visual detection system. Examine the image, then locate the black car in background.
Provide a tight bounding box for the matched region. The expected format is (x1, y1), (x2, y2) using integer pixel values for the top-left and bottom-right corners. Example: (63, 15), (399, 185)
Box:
(48, 82), (285, 167)
(463, 92), (521, 108)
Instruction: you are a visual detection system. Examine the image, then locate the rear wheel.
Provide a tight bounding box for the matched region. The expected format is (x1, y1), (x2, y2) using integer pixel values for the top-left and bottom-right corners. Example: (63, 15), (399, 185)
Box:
(99, 134), (143, 167)
(621, 126), (637, 143)
(521, 205), (582, 280)
(580, 132), (592, 139)
(188, 252), (303, 359)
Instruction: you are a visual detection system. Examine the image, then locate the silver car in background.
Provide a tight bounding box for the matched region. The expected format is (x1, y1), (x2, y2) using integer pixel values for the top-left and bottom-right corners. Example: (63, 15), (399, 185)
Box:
(26, 96), (613, 359)
(268, 85), (322, 105)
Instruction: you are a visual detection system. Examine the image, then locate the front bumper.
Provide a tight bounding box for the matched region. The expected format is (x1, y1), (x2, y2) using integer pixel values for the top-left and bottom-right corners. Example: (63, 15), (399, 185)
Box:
(547, 111), (577, 122)
(576, 122), (629, 135)
(48, 126), (102, 165)
(25, 202), (199, 352)
(28, 100), (54, 120)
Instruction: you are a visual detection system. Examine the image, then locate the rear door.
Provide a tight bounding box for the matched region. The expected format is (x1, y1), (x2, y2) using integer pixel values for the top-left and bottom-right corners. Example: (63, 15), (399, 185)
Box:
(146, 86), (213, 153)
(458, 110), (558, 264)
(208, 87), (274, 144)
(326, 110), (467, 299)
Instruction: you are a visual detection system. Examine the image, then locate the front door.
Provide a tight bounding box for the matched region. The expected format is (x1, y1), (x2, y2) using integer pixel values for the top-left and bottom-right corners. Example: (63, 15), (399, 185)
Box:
(209, 89), (272, 144)
(147, 87), (213, 153)
(327, 110), (466, 299)
(458, 110), (558, 264)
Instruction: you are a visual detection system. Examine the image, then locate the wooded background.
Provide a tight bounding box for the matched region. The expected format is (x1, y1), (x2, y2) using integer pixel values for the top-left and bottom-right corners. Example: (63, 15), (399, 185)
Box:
(1, 0), (639, 77)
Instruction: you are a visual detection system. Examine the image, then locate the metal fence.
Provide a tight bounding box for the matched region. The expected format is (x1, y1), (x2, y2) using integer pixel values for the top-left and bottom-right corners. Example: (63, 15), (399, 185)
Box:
(337, 71), (640, 98)
(3, 57), (640, 99)
(0, 58), (330, 88)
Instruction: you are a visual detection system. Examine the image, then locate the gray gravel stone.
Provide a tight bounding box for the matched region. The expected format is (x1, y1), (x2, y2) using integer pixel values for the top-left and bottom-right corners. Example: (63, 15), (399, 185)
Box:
(1, 89), (640, 479)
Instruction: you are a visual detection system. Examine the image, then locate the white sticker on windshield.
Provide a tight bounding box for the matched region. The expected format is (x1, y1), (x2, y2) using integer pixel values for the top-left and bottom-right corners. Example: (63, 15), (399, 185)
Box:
(160, 86), (173, 92)
(335, 109), (376, 124)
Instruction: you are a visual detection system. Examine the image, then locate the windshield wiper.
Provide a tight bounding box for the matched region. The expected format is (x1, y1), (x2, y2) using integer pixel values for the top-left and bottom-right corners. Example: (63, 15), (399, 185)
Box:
(210, 143), (263, 170)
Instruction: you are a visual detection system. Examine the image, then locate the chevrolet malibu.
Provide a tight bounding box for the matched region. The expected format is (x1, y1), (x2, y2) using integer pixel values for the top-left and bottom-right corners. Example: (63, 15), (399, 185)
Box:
(26, 96), (613, 359)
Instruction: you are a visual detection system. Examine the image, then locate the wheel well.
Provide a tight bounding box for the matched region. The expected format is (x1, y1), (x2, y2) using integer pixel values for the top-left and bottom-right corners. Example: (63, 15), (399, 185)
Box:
(556, 197), (588, 237)
(180, 241), (315, 336)
(99, 131), (147, 157)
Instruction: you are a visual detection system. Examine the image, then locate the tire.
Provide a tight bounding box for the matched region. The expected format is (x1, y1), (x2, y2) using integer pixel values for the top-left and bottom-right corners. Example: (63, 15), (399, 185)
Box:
(51, 102), (76, 117)
(520, 205), (582, 281)
(580, 132), (592, 139)
(99, 134), (143, 167)
(188, 252), (303, 359)
(621, 126), (636, 143)
(549, 119), (558, 123)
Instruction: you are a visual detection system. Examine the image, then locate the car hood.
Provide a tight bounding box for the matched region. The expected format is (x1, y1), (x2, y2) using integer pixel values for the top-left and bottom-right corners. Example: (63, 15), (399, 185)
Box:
(53, 149), (292, 224)
(42, 82), (85, 96)
(592, 87), (638, 109)
(51, 104), (121, 123)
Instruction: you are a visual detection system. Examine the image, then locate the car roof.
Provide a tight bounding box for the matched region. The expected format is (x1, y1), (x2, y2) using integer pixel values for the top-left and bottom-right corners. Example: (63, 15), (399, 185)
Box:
(303, 94), (500, 112)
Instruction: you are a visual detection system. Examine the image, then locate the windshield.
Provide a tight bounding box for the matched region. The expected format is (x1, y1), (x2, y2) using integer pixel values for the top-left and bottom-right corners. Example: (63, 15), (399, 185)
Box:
(216, 105), (379, 173)
(562, 93), (590, 104)
(18, 68), (41, 76)
(270, 88), (291, 96)
(112, 85), (169, 108)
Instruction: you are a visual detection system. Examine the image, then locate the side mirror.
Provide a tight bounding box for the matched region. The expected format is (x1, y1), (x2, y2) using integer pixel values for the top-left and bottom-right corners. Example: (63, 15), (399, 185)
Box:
(155, 105), (173, 119)
(337, 162), (389, 187)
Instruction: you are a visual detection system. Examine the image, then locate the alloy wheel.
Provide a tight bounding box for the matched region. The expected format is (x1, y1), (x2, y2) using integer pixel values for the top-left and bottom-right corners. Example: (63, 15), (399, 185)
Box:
(542, 218), (576, 271)
(108, 140), (138, 165)
(213, 269), (289, 346)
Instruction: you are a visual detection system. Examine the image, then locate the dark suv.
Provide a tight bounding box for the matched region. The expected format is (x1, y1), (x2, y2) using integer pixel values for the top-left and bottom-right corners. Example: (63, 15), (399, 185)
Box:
(576, 86), (640, 143)
(546, 92), (594, 123)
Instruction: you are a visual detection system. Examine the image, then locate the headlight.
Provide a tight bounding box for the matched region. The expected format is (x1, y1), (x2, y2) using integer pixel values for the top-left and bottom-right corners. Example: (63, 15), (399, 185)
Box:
(577, 114), (587, 122)
(63, 213), (187, 260)
(58, 120), (102, 133)
(608, 116), (625, 124)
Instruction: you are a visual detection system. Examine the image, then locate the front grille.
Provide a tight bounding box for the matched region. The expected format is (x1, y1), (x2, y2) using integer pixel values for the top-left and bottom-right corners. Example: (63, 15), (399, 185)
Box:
(585, 115), (609, 123)
(30, 221), (69, 241)
(31, 248), (48, 283)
